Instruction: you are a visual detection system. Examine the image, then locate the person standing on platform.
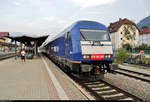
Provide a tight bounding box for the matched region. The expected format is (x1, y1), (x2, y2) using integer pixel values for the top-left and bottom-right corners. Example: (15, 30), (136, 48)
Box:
(21, 49), (26, 62)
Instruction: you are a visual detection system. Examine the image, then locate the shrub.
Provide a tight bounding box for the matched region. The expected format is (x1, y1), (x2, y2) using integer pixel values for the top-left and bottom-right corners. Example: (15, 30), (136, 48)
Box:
(114, 48), (129, 64)
(123, 43), (132, 52)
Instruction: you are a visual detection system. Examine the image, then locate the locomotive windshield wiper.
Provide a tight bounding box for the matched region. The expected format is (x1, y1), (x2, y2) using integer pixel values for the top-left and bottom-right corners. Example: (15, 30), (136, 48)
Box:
(80, 32), (87, 41)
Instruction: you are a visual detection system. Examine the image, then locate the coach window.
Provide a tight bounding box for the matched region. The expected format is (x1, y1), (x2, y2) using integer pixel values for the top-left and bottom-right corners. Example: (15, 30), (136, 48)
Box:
(67, 32), (71, 41)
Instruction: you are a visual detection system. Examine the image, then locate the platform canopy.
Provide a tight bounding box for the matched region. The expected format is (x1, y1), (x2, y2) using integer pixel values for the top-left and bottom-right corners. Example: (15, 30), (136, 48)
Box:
(8, 32), (49, 47)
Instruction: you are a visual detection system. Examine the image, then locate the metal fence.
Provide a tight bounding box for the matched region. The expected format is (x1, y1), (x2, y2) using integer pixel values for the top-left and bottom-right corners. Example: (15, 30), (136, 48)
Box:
(132, 50), (150, 55)
(0, 41), (16, 53)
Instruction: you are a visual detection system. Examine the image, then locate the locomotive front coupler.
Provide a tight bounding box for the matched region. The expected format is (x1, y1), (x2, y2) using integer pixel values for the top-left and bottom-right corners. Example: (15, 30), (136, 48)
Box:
(92, 64), (105, 74)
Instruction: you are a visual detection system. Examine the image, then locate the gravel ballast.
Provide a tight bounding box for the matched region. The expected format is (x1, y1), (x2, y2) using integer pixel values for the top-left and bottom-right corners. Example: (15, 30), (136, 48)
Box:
(104, 73), (150, 101)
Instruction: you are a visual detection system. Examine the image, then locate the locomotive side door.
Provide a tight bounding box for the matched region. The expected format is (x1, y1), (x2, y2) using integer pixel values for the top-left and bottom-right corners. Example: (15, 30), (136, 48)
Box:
(65, 32), (71, 59)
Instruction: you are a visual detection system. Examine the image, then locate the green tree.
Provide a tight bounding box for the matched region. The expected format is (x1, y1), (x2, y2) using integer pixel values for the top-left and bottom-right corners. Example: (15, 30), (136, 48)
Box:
(114, 48), (129, 64)
(139, 44), (148, 50)
(133, 44), (150, 53)
(123, 43), (132, 51)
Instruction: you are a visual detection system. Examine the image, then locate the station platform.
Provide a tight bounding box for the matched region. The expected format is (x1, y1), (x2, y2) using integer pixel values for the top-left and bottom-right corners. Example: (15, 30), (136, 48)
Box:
(0, 55), (94, 100)
(119, 64), (150, 75)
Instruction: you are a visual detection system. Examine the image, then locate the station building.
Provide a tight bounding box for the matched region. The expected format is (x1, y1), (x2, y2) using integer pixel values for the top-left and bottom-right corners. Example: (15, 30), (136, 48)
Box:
(0, 32), (10, 52)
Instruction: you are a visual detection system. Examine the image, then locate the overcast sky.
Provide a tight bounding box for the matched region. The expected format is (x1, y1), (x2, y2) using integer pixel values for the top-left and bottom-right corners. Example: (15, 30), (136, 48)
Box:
(0, 0), (150, 35)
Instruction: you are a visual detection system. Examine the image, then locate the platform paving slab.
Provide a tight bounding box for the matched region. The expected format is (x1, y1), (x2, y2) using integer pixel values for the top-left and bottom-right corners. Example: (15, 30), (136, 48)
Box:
(0, 57), (50, 100)
(41, 55), (92, 100)
(0, 56), (89, 100)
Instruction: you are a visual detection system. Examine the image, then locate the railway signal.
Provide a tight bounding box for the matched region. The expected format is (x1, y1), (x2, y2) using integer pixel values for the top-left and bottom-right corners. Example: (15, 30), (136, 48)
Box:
(140, 50), (144, 54)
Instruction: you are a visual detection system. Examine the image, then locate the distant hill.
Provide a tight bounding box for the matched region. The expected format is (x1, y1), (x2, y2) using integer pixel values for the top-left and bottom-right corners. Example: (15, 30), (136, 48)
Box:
(137, 15), (150, 29)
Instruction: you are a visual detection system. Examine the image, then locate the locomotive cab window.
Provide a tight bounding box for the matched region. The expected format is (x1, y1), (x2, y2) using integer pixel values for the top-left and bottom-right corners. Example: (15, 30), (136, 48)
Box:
(80, 29), (110, 41)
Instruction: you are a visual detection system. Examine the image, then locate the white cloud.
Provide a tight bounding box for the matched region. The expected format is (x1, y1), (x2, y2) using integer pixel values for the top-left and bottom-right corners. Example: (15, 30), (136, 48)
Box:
(12, 0), (52, 7)
(72, 0), (118, 8)
(13, 1), (22, 6)
(41, 16), (55, 21)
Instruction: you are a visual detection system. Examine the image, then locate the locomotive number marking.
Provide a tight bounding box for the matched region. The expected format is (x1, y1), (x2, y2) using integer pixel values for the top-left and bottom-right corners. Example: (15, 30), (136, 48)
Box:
(91, 54), (104, 59)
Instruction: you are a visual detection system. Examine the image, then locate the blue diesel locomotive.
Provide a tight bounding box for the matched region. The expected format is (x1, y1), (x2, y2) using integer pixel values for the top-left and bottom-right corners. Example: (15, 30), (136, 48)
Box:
(41, 20), (114, 79)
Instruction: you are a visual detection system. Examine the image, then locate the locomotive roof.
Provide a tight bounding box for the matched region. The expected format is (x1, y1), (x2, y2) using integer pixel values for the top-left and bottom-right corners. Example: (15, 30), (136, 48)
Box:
(41, 20), (107, 47)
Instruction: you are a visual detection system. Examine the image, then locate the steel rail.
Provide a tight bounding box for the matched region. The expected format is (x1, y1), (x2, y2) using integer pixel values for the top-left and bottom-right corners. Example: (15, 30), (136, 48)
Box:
(114, 68), (150, 83)
(77, 80), (143, 101)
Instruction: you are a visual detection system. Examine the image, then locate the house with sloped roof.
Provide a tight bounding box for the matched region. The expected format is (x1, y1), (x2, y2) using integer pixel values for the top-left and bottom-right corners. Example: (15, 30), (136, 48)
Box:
(108, 18), (139, 51)
(0, 32), (9, 42)
(139, 27), (150, 45)
(0, 32), (9, 52)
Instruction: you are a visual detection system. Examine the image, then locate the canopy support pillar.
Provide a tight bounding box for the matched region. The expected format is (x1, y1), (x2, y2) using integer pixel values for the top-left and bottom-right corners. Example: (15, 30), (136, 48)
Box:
(34, 40), (37, 57)
(15, 41), (17, 60)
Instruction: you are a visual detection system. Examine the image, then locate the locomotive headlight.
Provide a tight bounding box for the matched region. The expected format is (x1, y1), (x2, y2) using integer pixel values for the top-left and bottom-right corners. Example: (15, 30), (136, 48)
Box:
(105, 55), (108, 58)
(83, 55), (90, 59)
(105, 54), (111, 59)
(108, 54), (111, 58)
(86, 55), (90, 59)
(83, 55), (87, 59)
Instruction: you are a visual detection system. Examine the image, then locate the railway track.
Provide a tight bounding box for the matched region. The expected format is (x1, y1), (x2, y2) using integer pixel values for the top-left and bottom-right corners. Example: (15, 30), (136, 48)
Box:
(0, 53), (16, 61)
(129, 63), (150, 68)
(70, 73), (143, 101)
(114, 68), (150, 83)
(77, 79), (142, 101)
(44, 54), (143, 101)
